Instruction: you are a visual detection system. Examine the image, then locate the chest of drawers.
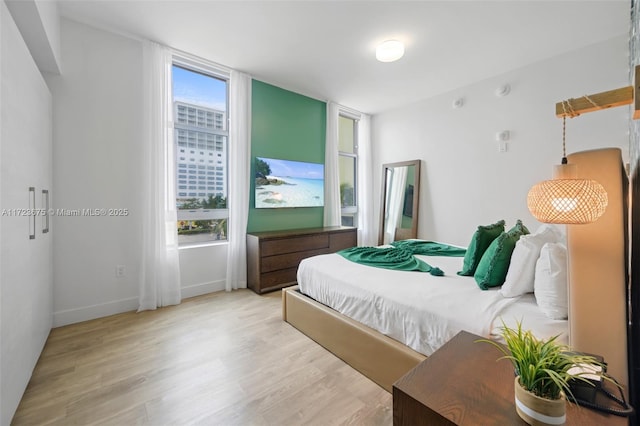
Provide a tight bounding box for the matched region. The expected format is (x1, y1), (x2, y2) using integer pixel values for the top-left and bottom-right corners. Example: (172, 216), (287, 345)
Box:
(246, 226), (357, 294)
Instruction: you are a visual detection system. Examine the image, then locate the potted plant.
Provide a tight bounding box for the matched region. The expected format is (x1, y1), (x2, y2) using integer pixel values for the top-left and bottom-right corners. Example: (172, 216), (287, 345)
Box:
(479, 322), (608, 425)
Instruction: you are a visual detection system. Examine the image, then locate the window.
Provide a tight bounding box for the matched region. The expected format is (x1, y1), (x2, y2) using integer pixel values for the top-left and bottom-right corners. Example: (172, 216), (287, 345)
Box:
(172, 62), (229, 246)
(338, 115), (358, 226)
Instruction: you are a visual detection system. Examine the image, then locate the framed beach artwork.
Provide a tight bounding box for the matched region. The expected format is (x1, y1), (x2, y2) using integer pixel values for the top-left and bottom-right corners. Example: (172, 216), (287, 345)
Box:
(254, 156), (325, 208)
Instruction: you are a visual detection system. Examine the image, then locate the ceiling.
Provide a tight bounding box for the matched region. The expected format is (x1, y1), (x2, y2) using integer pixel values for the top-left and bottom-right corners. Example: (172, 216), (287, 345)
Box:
(57, 1), (630, 115)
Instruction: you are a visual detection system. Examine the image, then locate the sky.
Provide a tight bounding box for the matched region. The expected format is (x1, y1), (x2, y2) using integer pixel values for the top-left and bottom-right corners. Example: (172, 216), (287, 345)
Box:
(172, 65), (226, 111)
(259, 157), (324, 180)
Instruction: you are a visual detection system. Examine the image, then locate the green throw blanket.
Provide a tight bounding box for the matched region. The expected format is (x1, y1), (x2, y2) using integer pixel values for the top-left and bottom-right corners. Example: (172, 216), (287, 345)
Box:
(337, 241), (466, 276)
(390, 240), (467, 257)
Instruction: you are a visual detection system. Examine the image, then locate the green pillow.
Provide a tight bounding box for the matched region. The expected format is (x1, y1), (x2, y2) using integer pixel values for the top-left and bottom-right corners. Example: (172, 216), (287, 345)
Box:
(508, 219), (530, 236)
(457, 220), (505, 276)
(474, 228), (525, 290)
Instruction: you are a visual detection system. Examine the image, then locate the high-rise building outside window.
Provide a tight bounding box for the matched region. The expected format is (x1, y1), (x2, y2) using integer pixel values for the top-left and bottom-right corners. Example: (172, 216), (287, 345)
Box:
(172, 62), (229, 246)
(338, 115), (358, 227)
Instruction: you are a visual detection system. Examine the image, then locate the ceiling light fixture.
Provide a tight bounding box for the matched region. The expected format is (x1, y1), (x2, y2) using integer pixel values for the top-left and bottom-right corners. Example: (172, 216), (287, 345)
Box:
(376, 40), (405, 63)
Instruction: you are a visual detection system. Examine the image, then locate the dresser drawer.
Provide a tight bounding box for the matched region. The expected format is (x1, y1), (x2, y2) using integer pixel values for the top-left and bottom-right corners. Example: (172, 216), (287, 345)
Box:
(260, 268), (298, 289)
(261, 248), (329, 273)
(261, 233), (329, 256)
(330, 231), (357, 250)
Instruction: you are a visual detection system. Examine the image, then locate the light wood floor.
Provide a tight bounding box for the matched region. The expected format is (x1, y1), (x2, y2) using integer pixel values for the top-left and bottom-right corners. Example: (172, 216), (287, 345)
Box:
(12, 290), (392, 425)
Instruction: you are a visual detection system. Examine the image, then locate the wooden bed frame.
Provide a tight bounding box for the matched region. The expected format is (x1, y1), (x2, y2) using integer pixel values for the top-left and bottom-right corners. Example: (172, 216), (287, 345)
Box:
(282, 286), (425, 392)
(282, 148), (629, 394)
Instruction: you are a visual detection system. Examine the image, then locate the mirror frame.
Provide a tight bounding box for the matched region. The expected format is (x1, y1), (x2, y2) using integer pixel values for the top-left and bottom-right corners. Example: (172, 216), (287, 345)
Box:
(378, 159), (421, 245)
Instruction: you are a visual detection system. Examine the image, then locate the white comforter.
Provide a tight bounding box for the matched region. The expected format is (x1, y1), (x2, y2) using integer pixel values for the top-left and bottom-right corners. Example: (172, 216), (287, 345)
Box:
(297, 252), (567, 356)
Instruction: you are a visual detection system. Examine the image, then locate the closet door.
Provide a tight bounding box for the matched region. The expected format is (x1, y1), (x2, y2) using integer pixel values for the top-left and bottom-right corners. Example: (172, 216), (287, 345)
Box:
(0, 2), (53, 423)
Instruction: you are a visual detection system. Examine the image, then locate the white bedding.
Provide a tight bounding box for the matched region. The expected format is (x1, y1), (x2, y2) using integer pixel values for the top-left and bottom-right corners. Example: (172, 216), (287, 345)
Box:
(297, 251), (568, 356)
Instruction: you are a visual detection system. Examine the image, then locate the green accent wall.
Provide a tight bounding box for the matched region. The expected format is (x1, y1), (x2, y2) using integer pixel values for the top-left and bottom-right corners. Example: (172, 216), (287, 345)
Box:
(248, 80), (326, 232)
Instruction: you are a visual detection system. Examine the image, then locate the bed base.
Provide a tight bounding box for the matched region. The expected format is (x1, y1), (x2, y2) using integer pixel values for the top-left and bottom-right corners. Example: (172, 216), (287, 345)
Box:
(282, 286), (426, 392)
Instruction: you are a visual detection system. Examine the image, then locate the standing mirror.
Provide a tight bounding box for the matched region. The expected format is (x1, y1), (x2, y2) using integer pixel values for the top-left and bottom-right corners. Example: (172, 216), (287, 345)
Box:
(378, 159), (421, 245)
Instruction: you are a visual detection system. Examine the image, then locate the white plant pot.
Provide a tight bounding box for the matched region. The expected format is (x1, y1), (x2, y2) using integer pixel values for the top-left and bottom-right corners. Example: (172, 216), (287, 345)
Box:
(514, 377), (566, 425)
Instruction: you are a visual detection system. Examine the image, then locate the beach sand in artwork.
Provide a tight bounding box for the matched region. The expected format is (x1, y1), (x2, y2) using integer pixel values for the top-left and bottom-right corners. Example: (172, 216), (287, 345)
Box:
(256, 176), (323, 208)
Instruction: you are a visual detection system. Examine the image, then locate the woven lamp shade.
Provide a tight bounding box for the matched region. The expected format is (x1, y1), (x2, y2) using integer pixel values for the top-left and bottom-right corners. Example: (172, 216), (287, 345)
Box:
(527, 178), (608, 224)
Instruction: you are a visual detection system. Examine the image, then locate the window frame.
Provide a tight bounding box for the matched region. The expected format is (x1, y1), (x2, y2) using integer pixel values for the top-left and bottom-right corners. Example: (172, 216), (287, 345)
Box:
(338, 111), (360, 226)
(172, 54), (230, 248)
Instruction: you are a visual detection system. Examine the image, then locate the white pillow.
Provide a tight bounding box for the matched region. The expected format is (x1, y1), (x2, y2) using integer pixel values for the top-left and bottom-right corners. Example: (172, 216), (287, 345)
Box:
(534, 242), (568, 320)
(499, 225), (562, 298)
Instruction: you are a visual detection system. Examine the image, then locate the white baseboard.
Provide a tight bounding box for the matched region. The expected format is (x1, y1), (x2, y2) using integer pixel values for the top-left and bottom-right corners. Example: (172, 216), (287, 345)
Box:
(53, 280), (226, 327)
(181, 279), (226, 299)
(53, 296), (139, 327)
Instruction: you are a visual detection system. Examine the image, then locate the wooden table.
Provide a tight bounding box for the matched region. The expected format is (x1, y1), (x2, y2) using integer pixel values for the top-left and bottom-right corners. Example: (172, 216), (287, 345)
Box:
(392, 331), (628, 425)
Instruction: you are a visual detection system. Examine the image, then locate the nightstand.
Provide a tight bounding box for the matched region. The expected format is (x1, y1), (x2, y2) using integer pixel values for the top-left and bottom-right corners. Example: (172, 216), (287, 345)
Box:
(392, 331), (628, 425)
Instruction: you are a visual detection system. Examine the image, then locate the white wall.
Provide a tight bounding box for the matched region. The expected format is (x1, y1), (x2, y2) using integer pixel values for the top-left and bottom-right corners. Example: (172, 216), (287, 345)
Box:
(46, 19), (228, 327)
(35, 0), (61, 71)
(0, 1), (53, 423)
(372, 36), (629, 246)
(45, 18), (144, 326)
(179, 244), (227, 299)
(4, 0), (61, 74)
(43, 19), (629, 327)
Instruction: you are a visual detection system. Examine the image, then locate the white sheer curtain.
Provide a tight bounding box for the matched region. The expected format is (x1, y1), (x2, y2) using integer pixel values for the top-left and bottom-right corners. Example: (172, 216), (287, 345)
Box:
(357, 114), (375, 246)
(225, 70), (251, 291)
(139, 41), (181, 311)
(324, 102), (341, 227)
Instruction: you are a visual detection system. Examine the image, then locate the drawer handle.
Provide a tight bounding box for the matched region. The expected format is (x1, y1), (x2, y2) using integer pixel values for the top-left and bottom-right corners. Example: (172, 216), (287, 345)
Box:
(29, 187), (35, 240)
(42, 189), (49, 233)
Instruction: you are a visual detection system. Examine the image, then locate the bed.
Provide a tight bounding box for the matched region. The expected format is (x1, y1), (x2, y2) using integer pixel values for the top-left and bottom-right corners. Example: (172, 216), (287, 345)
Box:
(283, 245), (567, 391)
(282, 148), (629, 394)
(296, 251), (566, 357)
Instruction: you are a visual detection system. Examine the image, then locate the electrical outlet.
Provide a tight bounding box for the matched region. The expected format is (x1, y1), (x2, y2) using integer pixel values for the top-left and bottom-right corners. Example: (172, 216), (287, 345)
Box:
(116, 265), (126, 277)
